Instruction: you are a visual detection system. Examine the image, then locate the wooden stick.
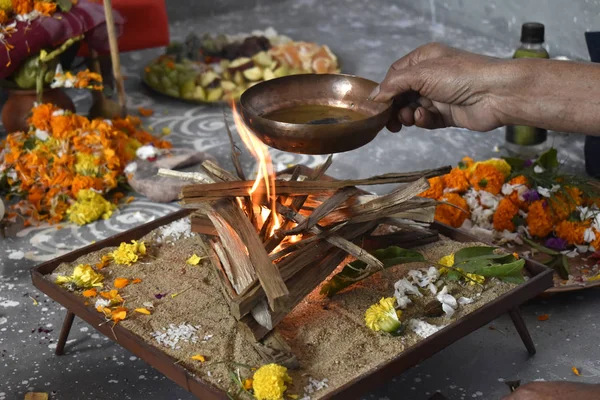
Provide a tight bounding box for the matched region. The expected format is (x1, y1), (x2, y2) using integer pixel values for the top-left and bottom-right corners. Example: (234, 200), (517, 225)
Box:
(102, 0), (127, 115)
(211, 201), (291, 312)
(157, 168), (213, 184)
(180, 166), (451, 201)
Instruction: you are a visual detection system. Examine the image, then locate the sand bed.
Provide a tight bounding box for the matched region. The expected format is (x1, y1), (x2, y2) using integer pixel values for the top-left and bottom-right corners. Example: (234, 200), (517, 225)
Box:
(50, 221), (517, 399)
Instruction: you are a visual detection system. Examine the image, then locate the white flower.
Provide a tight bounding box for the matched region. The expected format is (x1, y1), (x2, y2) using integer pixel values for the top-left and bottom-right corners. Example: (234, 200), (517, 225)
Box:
(34, 129), (49, 141)
(534, 165), (545, 174)
(136, 145), (159, 160)
(51, 110), (65, 117)
(436, 286), (458, 317)
(124, 162), (138, 174)
(94, 298), (111, 308)
(458, 297), (474, 305)
(428, 283), (438, 295)
(584, 227), (596, 243)
(501, 183), (515, 196)
(394, 278), (421, 309)
(537, 187), (551, 198)
(479, 191), (499, 209)
(15, 10), (41, 23)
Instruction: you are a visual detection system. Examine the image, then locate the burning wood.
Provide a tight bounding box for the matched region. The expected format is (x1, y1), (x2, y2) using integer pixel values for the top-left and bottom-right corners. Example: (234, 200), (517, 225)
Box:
(172, 104), (450, 341)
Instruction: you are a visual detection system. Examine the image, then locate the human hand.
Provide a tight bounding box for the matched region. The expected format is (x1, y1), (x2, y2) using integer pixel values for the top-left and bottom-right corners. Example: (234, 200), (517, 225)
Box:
(501, 382), (600, 400)
(370, 43), (508, 132)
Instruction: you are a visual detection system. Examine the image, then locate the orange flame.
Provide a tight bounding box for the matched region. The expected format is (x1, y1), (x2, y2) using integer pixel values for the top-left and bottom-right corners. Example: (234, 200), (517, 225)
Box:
(231, 101), (281, 237)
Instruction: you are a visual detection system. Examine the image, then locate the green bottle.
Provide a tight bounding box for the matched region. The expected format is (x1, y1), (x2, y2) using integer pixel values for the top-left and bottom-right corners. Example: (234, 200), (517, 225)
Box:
(505, 22), (549, 158)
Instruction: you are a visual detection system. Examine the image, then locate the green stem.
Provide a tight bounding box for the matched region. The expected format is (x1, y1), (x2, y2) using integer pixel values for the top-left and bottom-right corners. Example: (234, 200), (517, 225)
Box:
(431, 261), (483, 285)
(39, 35), (84, 63)
(36, 63), (48, 104)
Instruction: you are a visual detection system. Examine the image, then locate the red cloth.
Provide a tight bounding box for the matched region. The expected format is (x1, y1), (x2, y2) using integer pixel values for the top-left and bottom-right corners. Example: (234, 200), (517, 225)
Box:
(0, 0), (124, 80)
(78, 0), (169, 55)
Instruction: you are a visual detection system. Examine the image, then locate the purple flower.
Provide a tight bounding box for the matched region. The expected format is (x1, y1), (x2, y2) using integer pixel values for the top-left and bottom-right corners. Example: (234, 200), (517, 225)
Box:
(524, 159), (534, 167)
(545, 237), (567, 251)
(522, 189), (540, 202)
(154, 293), (168, 299)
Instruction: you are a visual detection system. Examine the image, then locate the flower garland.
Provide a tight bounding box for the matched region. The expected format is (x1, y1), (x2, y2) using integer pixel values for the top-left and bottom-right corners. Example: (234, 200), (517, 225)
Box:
(419, 150), (600, 255)
(0, 103), (171, 225)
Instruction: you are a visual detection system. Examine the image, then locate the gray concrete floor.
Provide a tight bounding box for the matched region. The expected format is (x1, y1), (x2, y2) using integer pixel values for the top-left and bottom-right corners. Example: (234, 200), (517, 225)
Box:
(1, 1), (599, 399)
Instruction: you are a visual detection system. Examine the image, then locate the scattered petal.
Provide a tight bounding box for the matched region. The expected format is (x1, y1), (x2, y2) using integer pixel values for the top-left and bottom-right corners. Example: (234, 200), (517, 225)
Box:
(82, 288), (98, 298)
(154, 293), (168, 299)
(138, 107), (154, 117)
(114, 278), (130, 289)
(134, 308), (151, 315)
(537, 314), (550, 321)
(186, 254), (203, 266)
(191, 354), (206, 362)
(132, 278), (142, 284)
(572, 367), (580, 376)
(243, 378), (253, 390)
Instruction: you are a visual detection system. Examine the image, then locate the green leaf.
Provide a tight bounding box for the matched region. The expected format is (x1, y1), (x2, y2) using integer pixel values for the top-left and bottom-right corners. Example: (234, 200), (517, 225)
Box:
(56, 0), (73, 12)
(470, 259), (526, 278)
(536, 148), (559, 170)
(522, 236), (560, 256)
(320, 246), (425, 297)
(500, 275), (526, 284)
(544, 255), (570, 280)
(446, 270), (461, 281)
(503, 157), (527, 172)
(453, 246), (501, 264)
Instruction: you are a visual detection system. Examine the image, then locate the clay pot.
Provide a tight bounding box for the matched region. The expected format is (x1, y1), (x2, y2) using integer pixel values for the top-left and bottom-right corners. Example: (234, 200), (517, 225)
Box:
(1, 88), (76, 133)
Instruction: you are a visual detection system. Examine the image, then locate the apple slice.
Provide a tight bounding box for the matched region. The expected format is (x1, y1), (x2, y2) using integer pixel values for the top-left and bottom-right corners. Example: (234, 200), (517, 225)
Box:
(252, 51), (273, 68)
(193, 86), (206, 101)
(233, 71), (245, 85)
(200, 71), (220, 88)
(273, 65), (290, 78)
(263, 68), (276, 81)
(206, 87), (224, 102)
(228, 57), (253, 73)
(221, 80), (237, 92)
(243, 66), (263, 81)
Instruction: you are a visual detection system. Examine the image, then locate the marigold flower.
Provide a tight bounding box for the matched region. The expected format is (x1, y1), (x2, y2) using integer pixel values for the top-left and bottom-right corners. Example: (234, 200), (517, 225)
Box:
(555, 220), (588, 245)
(11, 0), (32, 14)
(56, 264), (104, 289)
(28, 103), (57, 131)
(468, 164), (505, 195)
(110, 240), (147, 265)
(493, 198), (520, 232)
(418, 176), (444, 200)
(252, 364), (292, 400)
(0, 9), (8, 23)
(507, 175), (530, 209)
(469, 158), (511, 179)
(33, 0), (56, 16)
(67, 189), (115, 226)
(527, 200), (554, 238)
(548, 187), (582, 222)
(74, 153), (100, 176)
(442, 168), (469, 193)
(365, 297), (402, 333)
(435, 193), (470, 228)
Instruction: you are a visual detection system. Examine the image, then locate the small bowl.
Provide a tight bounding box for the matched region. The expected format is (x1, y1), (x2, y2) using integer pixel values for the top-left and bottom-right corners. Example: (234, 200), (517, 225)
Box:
(239, 74), (392, 154)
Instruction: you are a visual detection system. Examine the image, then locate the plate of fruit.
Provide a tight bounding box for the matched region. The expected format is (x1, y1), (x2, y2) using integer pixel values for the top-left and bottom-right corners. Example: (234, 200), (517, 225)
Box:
(142, 27), (341, 104)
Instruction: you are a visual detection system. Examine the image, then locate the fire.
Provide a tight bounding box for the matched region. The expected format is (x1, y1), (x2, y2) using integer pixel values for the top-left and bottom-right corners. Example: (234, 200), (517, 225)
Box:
(231, 101), (281, 237)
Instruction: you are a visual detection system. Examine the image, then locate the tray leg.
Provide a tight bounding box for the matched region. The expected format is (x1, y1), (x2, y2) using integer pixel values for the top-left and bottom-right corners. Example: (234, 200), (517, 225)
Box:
(508, 307), (536, 356)
(55, 311), (75, 356)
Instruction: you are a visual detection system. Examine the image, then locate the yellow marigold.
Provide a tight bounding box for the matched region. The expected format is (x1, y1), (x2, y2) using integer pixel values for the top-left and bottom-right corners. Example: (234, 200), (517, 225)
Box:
(33, 0), (56, 16)
(555, 220), (588, 246)
(74, 153), (100, 176)
(0, 0), (12, 11)
(507, 175), (530, 210)
(493, 198), (520, 232)
(549, 187), (582, 222)
(442, 168), (470, 193)
(11, 0), (32, 14)
(438, 253), (454, 274)
(0, 9), (8, 23)
(252, 364), (292, 400)
(365, 297), (402, 333)
(469, 158), (511, 179)
(527, 200), (554, 238)
(28, 103), (57, 131)
(435, 193), (470, 228)
(66, 189), (115, 226)
(464, 271), (486, 285)
(418, 176), (444, 200)
(110, 240), (147, 265)
(468, 164), (505, 195)
(55, 264), (104, 289)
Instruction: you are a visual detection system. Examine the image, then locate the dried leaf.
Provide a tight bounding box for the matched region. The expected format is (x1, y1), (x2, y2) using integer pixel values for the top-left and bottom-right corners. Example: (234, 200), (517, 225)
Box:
(114, 278), (130, 289)
(191, 354), (206, 362)
(537, 314), (550, 321)
(82, 288), (98, 298)
(132, 278), (142, 284)
(572, 366), (581, 376)
(111, 309), (127, 323)
(134, 308), (151, 315)
(186, 254), (203, 266)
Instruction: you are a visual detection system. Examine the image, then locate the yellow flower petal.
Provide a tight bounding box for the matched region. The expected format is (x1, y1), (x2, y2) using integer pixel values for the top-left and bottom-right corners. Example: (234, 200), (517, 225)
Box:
(191, 354), (206, 362)
(365, 297), (401, 333)
(134, 308), (151, 315)
(186, 254), (203, 265)
(253, 364), (292, 400)
(114, 277), (130, 289)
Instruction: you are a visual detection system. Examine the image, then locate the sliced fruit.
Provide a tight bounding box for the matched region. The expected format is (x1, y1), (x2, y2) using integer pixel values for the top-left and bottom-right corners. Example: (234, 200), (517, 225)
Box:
(233, 70), (245, 85)
(228, 57), (253, 72)
(219, 59), (230, 71)
(262, 68), (276, 81)
(206, 87), (224, 102)
(269, 60), (281, 70)
(222, 70), (232, 81)
(273, 65), (290, 78)
(180, 79), (196, 98)
(221, 80), (237, 92)
(160, 76), (173, 91)
(193, 86), (207, 101)
(252, 51), (273, 68)
(200, 71), (220, 88)
(165, 88), (180, 97)
(243, 66), (263, 81)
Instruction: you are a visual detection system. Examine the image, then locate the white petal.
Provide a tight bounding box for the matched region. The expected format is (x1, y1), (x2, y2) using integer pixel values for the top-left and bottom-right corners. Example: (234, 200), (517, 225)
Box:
(442, 303), (456, 317)
(458, 297), (474, 305)
(501, 183), (515, 196)
(428, 283), (438, 295)
(534, 165), (545, 174)
(584, 228), (596, 243)
(537, 187), (551, 198)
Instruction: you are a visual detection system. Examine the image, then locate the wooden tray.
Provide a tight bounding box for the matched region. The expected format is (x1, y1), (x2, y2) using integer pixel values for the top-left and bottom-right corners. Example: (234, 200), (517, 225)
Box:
(31, 210), (553, 400)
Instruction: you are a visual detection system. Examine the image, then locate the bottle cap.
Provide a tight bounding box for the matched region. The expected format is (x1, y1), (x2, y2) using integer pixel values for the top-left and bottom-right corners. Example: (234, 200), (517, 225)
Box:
(521, 22), (545, 44)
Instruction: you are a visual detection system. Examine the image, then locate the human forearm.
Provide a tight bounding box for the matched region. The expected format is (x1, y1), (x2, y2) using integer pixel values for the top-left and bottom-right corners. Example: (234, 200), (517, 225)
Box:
(494, 58), (600, 135)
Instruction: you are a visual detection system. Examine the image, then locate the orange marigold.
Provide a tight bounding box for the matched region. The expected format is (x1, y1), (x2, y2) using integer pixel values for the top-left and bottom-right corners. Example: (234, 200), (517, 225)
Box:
(527, 200), (554, 238)
(459, 156), (474, 170)
(443, 168), (470, 193)
(0, 10), (8, 24)
(555, 220), (588, 245)
(12, 0), (33, 14)
(548, 187), (582, 222)
(468, 164), (505, 195)
(71, 175), (103, 196)
(435, 193), (470, 228)
(493, 198), (520, 232)
(418, 176), (444, 200)
(33, 0), (56, 16)
(590, 229), (600, 250)
(29, 103), (57, 132)
(50, 115), (77, 139)
(507, 175), (530, 209)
